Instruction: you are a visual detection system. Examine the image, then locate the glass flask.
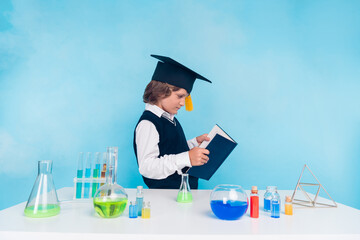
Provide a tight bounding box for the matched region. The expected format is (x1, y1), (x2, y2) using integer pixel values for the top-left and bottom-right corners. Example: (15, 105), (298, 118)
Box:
(24, 160), (60, 218)
(177, 173), (193, 203)
(93, 147), (128, 218)
(210, 184), (248, 220)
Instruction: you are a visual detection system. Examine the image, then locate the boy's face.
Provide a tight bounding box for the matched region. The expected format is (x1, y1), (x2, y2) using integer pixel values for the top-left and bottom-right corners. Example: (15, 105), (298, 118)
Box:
(157, 88), (188, 115)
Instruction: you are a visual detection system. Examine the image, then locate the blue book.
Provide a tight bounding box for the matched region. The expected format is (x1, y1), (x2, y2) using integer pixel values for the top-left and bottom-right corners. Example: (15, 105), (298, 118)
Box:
(187, 124), (237, 180)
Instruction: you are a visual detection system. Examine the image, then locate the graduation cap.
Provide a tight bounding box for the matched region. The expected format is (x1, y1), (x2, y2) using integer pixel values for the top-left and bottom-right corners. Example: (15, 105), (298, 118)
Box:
(151, 54), (211, 111)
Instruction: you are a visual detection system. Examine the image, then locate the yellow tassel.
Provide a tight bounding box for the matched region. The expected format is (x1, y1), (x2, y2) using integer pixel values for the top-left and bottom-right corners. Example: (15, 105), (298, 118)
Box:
(185, 94), (193, 111)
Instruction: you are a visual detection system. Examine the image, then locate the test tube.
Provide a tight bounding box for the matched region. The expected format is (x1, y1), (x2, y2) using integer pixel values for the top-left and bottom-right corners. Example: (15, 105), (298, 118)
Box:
(100, 152), (107, 187)
(92, 152), (101, 197)
(83, 152), (92, 198)
(76, 152), (84, 199)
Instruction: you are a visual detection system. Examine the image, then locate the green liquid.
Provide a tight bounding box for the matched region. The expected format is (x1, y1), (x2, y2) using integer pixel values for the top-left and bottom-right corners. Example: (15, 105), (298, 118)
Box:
(177, 191), (193, 203)
(24, 204), (60, 218)
(93, 197), (127, 218)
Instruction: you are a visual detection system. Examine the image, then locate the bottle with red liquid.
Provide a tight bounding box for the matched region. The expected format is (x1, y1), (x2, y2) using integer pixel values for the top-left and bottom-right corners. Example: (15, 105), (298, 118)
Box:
(250, 186), (259, 218)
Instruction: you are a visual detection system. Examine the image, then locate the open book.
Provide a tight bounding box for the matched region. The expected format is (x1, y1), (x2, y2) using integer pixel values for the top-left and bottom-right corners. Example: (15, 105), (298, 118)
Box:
(187, 124), (237, 180)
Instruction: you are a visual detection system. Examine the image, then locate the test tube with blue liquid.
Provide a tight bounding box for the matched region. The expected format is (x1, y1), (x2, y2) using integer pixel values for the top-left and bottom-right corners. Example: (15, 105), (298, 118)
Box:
(83, 152), (92, 198)
(92, 152), (101, 197)
(76, 152), (84, 199)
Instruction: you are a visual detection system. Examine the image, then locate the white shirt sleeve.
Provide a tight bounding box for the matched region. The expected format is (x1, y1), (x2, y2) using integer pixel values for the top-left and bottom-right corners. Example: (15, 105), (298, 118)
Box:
(135, 120), (192, 180)
(187, 137), (199, 149)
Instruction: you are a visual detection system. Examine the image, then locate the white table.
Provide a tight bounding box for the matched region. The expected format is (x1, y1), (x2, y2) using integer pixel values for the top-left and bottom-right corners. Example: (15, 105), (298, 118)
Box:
(0, 188), (359, 240)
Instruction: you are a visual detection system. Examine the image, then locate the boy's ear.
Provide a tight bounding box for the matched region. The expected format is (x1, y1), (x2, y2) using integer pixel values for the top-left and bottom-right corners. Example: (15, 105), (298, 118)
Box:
(185, 95), (193, 111)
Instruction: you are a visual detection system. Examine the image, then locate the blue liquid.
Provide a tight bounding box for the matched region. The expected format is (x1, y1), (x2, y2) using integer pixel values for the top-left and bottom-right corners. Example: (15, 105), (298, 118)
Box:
(136, 197), (143, 216)
(129, 204), (138, 218)
(264, 199), (271, 211)
(210, 200), (248, 220)
(76, 169), (83, 199)
(83, 168), (91, 198)
(271, 201), (280, 218)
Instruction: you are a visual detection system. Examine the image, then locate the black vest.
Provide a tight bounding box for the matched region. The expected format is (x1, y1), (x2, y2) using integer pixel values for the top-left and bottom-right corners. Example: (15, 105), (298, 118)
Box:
(133, 110), (198, 189)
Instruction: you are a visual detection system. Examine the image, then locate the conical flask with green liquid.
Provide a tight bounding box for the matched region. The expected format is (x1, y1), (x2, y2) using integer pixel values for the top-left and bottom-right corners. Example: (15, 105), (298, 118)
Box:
(177, 173), (193, 203)
(24, 160), (60, 218)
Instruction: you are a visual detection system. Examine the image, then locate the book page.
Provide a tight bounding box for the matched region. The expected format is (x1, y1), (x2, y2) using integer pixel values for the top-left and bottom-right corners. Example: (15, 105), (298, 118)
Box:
(199, 124), (235, 149)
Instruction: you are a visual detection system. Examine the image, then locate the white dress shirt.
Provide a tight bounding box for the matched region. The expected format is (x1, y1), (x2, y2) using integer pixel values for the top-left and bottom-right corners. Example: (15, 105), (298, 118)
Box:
(135, 103), (198, 180)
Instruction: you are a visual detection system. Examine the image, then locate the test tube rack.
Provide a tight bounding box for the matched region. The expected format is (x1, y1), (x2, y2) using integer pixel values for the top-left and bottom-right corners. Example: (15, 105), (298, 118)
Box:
(73, 177), (106, 199)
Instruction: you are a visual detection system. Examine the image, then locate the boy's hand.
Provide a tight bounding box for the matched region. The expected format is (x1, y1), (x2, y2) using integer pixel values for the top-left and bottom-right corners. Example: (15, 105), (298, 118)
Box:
(196, 134), (210, 145)
(189, 147), (210, 166)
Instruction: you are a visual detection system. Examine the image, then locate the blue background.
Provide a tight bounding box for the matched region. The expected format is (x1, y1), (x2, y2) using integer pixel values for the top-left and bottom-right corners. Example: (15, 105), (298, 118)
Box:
(1, 0), (359, 210)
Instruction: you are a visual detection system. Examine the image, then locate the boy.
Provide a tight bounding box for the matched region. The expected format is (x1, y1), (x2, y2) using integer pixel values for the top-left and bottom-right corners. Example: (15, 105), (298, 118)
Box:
(133, 55), (212, 189)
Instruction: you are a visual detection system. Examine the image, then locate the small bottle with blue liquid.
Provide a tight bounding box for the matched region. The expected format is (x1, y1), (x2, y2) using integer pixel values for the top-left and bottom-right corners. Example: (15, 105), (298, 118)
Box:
(136, 186), (144, 216)
(271, 192), (281, 218)
(264, 186), (277, 212)
(129, 201), (138, 218)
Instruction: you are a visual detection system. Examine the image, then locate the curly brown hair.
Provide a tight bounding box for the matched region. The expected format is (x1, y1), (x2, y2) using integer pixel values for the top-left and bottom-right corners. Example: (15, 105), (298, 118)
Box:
(143, 80), (181, 104)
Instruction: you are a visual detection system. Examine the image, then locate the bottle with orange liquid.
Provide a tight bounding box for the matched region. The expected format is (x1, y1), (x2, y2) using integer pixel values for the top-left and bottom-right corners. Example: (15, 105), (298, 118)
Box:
(285, 196), (293, 215)
(250, 186), (259, 218)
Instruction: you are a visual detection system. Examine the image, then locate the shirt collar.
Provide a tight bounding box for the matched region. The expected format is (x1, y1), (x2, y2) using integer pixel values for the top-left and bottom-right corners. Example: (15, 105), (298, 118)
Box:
(145, 103), (175, 121)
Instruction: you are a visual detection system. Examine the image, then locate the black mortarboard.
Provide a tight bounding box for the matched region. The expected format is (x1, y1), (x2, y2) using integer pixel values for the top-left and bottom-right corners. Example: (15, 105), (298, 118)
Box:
(151, 54), (211, 111)
(151, 54), (211, 94)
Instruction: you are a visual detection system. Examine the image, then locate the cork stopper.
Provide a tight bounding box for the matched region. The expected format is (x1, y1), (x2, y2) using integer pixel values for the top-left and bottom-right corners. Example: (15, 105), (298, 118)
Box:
(251, 186), (258, 194)
(285, 196), (292, 202)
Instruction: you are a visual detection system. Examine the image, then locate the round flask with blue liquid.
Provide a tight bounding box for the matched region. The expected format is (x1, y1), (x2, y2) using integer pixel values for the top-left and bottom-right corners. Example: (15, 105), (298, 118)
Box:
(210, 184), (248, 220)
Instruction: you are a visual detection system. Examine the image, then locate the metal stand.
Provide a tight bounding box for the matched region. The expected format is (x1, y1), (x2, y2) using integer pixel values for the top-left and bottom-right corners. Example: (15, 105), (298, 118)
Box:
(291, 164), (337, 208)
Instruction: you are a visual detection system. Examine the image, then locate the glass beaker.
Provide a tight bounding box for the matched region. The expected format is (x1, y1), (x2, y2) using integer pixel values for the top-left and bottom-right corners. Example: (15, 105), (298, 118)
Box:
(24, 160), (60, 218)
(93, 147), (128, 218)
(177, 173), (193, 203)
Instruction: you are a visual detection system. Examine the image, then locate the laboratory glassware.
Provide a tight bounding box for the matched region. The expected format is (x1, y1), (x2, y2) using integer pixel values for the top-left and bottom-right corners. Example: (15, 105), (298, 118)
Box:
(83, 152), (92, 198)
(136, 186), (144, 216)
(24, 160), (60, 218)
(92, 152), (101, 197)
(100, 152), (107, 187)
(250, 186), (259, 218)
(264, 186), (278, 212)
(285, 195), (293, 215)
(76, 152), (84, 199)
(93, 147), (128, 218)
(271, 193), (281, 218)
(142, 201), (151, 219)
(177, 173), (192, 203)
(210, 184), (248, 220)
(129, 201), (138, 218)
